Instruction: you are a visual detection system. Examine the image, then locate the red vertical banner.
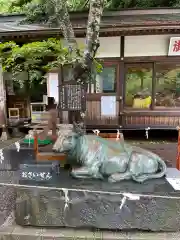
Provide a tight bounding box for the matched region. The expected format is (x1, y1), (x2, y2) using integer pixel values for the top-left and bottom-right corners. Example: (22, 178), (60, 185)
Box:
(176, 128), (180, 170)
(0, 65), (6, 126)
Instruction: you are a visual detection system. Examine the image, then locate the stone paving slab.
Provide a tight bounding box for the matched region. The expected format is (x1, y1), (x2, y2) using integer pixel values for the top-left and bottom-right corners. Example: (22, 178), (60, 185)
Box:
(1, 225), (180, 240)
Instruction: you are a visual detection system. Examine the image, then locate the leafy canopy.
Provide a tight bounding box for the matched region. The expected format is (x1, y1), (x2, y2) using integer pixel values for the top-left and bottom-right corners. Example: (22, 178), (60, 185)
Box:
(1, 0), (180, 15)
(0, 38), (83, 83)
(0, 38), (102, 84)
(10, 0), (180, 17)
(0, 0), (89, 15)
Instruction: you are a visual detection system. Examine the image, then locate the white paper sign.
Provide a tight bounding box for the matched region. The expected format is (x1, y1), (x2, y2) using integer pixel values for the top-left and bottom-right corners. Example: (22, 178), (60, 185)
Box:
(166, 178), (180, 190)
(47, 73), (59, 104)
(168, 37), (180, 56)
(101, 96), (116, 116)
(166, 168), (180, 190)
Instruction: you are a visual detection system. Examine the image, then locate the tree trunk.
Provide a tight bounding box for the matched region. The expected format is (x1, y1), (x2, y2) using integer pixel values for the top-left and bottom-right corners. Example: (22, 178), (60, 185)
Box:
(0, 65), (9, 140)
(73, 0), (104, 83)
(53, 0), (104, 124)
(54, 0), (104, 84)
(54, 0), (78, 54)
(84, 0), (104, 64)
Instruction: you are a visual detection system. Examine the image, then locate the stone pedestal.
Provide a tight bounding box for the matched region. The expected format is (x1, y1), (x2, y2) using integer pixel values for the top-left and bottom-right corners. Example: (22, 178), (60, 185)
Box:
(12, 127), (24, 138)
(1, 145), (179, 232)
(14, 168), (180, 232)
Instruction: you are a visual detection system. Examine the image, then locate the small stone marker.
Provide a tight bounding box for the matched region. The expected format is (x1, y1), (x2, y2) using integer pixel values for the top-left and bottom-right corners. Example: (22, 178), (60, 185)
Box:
(19, 164), (54, 182)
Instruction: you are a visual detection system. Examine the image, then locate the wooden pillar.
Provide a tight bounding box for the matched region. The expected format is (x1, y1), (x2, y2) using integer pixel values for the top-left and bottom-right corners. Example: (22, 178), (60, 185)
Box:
(58, 67), (63, 123)
(34, 131), (38, 158)
(176, 127), (180, 170)
(0, 67), (10, 140)
(118, 36), (125, 128)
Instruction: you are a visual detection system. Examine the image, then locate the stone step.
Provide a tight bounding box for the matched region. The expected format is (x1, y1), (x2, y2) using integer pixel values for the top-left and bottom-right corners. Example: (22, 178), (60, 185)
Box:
(1, 224), (180, 240)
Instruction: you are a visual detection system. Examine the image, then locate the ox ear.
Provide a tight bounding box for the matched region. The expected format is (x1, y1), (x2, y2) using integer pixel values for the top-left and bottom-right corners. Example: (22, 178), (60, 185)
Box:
(73, 121), (77, 128)
(73, 121), (85, 135)
(72, 121), (78, 133)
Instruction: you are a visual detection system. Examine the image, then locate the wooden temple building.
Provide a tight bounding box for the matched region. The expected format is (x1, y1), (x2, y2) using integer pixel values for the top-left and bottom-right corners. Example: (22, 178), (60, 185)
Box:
(1, 8), (180, 130)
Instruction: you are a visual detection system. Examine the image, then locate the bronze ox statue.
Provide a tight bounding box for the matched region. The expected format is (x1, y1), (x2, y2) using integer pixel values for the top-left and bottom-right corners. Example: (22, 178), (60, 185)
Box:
(53, 123), (167, 183)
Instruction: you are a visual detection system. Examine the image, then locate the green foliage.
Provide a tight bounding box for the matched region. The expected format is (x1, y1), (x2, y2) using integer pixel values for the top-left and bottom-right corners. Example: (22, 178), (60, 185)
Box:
(0, 38), (84, 84)
(0, 38), (102, 85)
(1, 0), (180, 15)
(12, 0), (89, 11)
(105, 0), (172, 9)
(0, 0), (86, 15)
(105, 0), (180, 9)
(16, 0), (90, 27)
(8, 0), (89, 23)
(3, 0), (180, 16)
(0, 0), (22, 13)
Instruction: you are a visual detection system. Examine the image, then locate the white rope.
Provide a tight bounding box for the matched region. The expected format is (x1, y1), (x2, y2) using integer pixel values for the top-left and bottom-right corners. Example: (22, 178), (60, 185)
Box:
(15, 142), (20, 152)
(0, 121), (54, 159)
(145, 127), (150, 139)
(0, 121), (67, 160)
(119, 196), (127, 210)
(0, 149), (4, 163)
(116, 129), (120, 141)
(0, 182), (179, 199)
(0, 137), (25, 151)
(62, 188), (69, 211)
(0, 136), (26, 163)
(93, 129), (100, 136)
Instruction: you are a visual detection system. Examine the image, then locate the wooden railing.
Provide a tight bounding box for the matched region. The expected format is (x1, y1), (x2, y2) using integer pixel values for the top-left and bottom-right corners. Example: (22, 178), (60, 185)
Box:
(33, 131), (66, 162)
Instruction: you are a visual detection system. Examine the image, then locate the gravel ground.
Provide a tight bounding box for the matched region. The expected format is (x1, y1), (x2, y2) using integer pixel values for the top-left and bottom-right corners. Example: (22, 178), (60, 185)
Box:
(130, 141), (177, 167)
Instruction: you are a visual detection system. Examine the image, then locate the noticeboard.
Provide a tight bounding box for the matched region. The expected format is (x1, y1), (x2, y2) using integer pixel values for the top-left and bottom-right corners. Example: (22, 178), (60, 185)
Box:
(59, 83), (86, 111)
(101, 96), (116, 116)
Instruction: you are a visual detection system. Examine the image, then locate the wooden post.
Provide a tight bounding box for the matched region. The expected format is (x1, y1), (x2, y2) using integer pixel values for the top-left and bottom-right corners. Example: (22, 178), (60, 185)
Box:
(176, 127), (180, 170)
(58, 67), (63, 123)
(34, 131), (38, 158)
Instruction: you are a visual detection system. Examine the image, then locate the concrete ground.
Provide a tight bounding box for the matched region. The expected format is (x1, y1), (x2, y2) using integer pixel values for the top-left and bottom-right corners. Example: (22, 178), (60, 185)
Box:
(0, 136), (179, 239)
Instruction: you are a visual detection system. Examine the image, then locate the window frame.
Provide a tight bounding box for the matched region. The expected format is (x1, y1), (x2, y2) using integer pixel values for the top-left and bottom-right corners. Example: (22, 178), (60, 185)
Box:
(124, 62), (153, 110)
(123, 56), (180, 112)
(87, 61), (119, 96)
(154, 62), (180, 109)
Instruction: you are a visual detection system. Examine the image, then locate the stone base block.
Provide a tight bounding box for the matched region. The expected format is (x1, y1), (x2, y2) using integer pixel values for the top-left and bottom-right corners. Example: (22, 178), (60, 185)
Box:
(14, 168), (180, 232)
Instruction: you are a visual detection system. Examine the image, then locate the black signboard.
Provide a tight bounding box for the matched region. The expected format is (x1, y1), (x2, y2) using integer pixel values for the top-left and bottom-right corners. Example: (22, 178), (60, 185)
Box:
(19, 164), (53, 182)
(59, 83), (86, 111)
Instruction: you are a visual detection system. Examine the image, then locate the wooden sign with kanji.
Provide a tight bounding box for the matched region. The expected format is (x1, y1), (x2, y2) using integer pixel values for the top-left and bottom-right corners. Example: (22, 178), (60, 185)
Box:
(59, 83), (86, 111)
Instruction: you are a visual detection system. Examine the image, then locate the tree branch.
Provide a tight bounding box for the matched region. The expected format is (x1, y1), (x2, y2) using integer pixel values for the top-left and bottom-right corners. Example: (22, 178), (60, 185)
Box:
(52, 0), (78, 54)
(73, 0), (104, 83)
